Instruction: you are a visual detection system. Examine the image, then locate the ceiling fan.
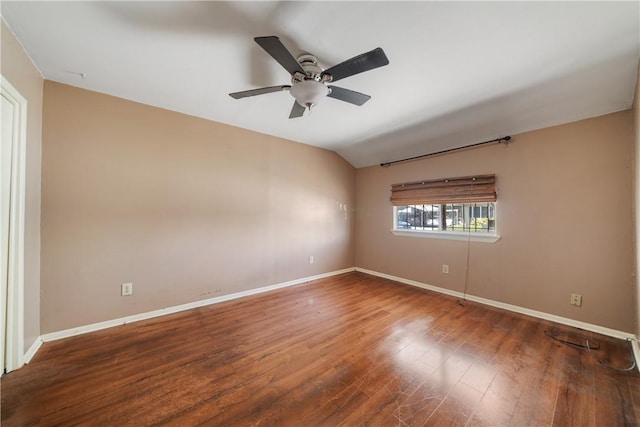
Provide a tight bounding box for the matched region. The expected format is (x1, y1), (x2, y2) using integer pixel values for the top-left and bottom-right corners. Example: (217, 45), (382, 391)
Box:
(229, 36), (389, 119)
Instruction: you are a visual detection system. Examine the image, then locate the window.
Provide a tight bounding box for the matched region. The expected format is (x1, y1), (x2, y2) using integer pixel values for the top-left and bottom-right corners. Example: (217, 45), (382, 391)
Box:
(394, 202), (496, 233)
(390, 174), (499, 242)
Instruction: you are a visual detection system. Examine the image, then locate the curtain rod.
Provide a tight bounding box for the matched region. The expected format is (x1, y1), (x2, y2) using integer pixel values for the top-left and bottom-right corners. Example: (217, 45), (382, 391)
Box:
(380, 136), (511, 167)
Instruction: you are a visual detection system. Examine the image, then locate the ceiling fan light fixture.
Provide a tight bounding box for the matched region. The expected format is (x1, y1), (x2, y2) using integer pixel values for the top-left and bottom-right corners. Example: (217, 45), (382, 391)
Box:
(289, 80), (329, 109)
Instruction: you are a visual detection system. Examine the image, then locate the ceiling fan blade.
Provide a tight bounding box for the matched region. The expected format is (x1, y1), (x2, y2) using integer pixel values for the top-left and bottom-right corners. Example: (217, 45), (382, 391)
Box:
(229, 85), (290, 99)
(327, 86), (371, 106)
(254, 36), (306, 76)
(321, 47), (389, 83)
(289, 101), (306, 119)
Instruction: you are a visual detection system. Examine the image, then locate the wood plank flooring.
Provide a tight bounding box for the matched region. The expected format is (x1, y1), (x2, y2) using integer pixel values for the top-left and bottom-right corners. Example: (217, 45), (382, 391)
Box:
(2, 272), (639, 426)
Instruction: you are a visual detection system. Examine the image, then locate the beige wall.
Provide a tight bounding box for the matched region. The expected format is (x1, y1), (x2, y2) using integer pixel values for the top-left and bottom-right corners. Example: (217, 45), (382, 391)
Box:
(1, 20), (43, 353)
(356, 111), (635, 332)
(41, 81), (355, 333)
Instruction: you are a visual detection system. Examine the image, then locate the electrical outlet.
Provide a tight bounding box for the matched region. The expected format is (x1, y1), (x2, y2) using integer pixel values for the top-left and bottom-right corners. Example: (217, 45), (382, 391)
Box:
(121, 282), (133, 296)
(570, 293), (582, 307)
(309, 256), (314, 264)
(442, 264), (449, 274)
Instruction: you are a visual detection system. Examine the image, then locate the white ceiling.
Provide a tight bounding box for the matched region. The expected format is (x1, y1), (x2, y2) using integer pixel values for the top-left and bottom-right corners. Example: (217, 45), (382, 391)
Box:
(2, 1), (639, 167)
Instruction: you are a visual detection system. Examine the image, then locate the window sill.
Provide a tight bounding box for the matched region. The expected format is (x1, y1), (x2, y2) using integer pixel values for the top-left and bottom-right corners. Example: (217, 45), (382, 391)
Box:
(390, 229), (501, 243)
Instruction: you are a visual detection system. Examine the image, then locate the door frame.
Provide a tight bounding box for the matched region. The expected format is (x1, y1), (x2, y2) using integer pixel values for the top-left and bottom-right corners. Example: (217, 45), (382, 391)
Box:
(1, 75), (26, 373)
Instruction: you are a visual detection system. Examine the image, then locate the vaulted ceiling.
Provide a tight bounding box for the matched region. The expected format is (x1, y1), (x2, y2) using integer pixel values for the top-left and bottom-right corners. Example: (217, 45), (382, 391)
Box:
(2, 1), (639, 167)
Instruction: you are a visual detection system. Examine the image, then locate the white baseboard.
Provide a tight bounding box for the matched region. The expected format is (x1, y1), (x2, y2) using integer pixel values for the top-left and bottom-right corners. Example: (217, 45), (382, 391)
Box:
(355, 267), (637, 341)
(23, 336), (42, 364)
(41, 267), (355, 343)
(632, 338), (640, 370)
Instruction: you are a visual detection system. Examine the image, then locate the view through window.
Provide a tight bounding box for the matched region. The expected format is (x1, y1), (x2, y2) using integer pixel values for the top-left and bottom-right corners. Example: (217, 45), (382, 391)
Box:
(394, 202), (496, 233)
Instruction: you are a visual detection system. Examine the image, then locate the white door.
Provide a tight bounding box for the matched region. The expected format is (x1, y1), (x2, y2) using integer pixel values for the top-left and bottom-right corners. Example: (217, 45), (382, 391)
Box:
(0, 89), (14, 373)
(1, 76), (26, 374)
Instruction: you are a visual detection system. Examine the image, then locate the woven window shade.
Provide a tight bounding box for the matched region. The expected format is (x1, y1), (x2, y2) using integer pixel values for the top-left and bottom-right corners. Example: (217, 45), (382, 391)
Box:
(390, 174), (496, 206)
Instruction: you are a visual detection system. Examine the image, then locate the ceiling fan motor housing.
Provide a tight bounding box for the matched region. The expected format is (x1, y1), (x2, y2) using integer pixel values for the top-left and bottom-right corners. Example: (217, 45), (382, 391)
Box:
(294, 54), (329, 82)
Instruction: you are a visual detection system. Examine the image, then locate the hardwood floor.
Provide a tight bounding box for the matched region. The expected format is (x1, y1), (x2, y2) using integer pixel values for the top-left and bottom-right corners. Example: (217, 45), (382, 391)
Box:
(2, 272), (639, 426)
